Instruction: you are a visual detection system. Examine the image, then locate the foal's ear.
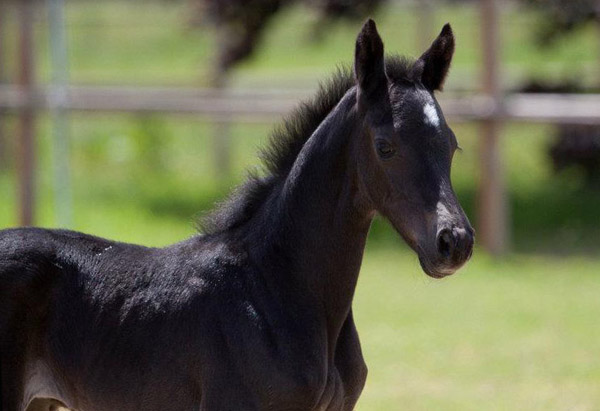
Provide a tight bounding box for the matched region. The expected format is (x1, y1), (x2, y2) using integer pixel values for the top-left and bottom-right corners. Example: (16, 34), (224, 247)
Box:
(354, 19), (386, 100)
(417, 23), (455, 91)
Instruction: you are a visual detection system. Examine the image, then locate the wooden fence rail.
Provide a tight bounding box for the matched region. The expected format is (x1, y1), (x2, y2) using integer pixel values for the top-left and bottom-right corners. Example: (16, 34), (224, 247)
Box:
(1, 85), (600, 255)
(2, 85), (600, 124)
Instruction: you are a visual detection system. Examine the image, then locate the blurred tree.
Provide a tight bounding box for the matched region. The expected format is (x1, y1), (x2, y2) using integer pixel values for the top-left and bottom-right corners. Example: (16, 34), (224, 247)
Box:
(520, 80), (600, 187)
(194, 0), (387, 78)
(191, 0), (386, 178)
(308, 0), (386, 41)
(200, 0), (283, 82)
(519, 0), (600, 186)
(550, 124), (600, 185)
(522, 0), (599, 46)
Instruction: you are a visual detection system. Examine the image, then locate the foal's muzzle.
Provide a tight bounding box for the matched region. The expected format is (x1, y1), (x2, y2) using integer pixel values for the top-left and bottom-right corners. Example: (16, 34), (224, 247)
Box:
(418, 224), (474, 279)
(437, 226), (474, 263)
(432, 226), (474, 275)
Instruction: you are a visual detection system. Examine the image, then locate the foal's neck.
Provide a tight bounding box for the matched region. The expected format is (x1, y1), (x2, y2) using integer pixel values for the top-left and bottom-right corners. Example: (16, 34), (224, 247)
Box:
(253, 89), (374, 346)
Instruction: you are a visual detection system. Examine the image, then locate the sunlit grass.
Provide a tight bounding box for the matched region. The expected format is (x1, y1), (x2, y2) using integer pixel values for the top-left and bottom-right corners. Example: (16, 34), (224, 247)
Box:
(355, 245), (600, 410)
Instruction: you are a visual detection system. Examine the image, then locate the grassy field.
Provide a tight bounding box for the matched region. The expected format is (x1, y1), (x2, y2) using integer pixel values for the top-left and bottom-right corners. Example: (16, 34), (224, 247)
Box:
(356, 246), (600, 410)
(1, 1), (600, 409)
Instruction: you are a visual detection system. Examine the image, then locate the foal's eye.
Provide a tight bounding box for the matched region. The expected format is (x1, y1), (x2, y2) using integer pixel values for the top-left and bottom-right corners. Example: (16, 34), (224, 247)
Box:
(375, 140), (395, 159)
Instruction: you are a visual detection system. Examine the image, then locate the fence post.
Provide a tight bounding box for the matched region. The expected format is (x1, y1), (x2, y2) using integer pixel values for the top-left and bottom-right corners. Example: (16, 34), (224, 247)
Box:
(0, 0), (8, 171)
(212, 83), (232, 180)
(597, 0), (600, 87)
(211, 28), (232, 180)
(17, 0), (36, 226)
(48, 0), (73, 228)
(478, 0), (507, 255)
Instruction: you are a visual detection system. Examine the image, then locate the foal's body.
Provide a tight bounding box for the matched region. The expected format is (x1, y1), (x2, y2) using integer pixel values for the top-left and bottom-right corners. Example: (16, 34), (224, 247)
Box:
(1, 227), (366, 410)
(2, 89), (369, 411)
(1, 21), (473, 410)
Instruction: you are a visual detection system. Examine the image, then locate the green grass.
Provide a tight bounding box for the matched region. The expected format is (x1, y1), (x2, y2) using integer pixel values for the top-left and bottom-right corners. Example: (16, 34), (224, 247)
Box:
(1, 1), (600, 409)
(355, 246), (600, 410)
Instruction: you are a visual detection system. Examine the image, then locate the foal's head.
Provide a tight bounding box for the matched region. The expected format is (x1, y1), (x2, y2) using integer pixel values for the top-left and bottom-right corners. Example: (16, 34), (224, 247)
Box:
(354, 20), (473, 278)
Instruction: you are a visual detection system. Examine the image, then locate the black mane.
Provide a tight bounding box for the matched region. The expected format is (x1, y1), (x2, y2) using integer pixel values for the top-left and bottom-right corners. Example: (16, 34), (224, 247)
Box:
(201, 56), (416, 235)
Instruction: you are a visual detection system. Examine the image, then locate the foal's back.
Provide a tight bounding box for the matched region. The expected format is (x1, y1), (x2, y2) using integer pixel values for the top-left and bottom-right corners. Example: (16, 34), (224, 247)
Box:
(0, 228), (219, 410)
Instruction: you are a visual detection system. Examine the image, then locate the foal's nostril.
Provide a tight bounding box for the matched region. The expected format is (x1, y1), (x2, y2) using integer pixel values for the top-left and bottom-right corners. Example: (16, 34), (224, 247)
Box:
(437, 229), (454, 259)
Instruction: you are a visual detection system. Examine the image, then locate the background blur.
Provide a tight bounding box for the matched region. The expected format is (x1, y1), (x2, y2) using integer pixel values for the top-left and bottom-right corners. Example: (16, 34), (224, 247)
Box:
(1, 0), (600, 409)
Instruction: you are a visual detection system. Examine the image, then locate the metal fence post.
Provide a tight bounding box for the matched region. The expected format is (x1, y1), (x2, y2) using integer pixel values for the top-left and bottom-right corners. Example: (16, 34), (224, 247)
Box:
(213, 92), (232, 180)
(478, 0), (508, 255)
(0, 0), (8, 171)
(48, 0), (73, 227)
(597, 0), (600, 86)
(17, 0), (36, 227)
(212, 28), (232, 180)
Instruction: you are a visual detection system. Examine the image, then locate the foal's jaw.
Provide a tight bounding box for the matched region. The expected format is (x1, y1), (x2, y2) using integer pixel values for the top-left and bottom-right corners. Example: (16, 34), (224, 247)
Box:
(418, 250), (473, 278)
(385, 208), (473, 279)
(418, 254), (455, 279)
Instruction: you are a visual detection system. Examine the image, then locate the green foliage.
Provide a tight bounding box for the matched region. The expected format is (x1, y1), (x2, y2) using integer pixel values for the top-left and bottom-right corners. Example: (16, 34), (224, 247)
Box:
(522, 0), (599, 48)
(128, 115), (169, 174)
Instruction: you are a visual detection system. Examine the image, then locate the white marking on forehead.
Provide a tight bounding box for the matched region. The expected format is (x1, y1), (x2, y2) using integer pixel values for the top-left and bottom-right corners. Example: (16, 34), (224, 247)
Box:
(423, 102), (440, 128)
(414, 88), (440, 129)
